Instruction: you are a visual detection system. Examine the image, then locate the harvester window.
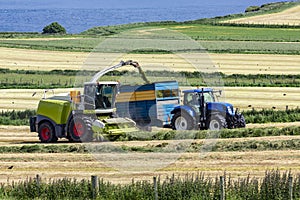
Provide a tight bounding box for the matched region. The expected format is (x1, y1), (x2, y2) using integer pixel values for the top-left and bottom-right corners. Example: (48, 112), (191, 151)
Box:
(95, 84), (116, 109)
(84, 85), (97, 109)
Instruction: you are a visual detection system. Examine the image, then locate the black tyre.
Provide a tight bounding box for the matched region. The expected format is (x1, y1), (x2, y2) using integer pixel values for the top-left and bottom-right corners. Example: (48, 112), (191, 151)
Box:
(236, 114), (246, 128)
(38, 122), (58, 143)
(171, 111), (195, 130)
(207, 114), (227, 130)
(68, 116), (93, 142)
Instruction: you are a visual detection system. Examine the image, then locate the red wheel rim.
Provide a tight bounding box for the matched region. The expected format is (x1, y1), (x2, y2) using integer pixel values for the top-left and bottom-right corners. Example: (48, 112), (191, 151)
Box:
(73, 121), (84, 137)
(41, 127), (51, 140)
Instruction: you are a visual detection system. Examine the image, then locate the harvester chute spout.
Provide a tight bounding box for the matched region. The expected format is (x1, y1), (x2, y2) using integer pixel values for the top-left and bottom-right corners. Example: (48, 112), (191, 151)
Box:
(127, 61), (151, 84)
(90, 60), (150, 84)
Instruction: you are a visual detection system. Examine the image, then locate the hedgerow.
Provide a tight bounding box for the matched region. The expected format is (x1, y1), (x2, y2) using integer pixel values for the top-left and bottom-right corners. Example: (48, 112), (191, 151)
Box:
(2, 69), (300, 89)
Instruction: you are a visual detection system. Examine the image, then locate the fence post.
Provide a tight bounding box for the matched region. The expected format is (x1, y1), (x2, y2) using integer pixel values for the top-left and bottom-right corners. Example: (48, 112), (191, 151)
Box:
(36, 174), (41, 197)
(220, 176), (225, 200)
(91, 175), (98, 199)
(289, 176), (293, 200)
(153, 176), (158, 200)
(286, 105), (289, 111)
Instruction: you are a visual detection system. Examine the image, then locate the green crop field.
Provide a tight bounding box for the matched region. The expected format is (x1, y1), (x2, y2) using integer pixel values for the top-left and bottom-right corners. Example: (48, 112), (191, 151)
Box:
(3, 69), (300, 90)
(169, 24), (300, 42)
(1, 25), (300, 54)
(200, 40), (300, 54)
(0, 38), (103, 52)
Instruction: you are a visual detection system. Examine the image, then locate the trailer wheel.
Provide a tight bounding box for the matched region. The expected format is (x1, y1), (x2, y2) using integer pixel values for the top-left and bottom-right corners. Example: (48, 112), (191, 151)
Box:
(68, 116), (93, 142)
(207, 114), (227, 130)
(171, 111), (195, 130)
(38, 122), (57, 143)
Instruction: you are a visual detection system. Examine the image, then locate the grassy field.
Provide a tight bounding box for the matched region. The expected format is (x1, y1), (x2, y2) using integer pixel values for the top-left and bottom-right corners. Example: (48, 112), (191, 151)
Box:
(1, 28), (300, 55)
(3, 69), (300, 90)
(201, 40), (300, 54)
(169, 24), (300, 42)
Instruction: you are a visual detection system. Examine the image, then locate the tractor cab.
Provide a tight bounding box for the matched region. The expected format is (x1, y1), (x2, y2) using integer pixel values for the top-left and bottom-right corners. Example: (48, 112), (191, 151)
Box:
(83, 81), (118, 113)
(183, 88), (218, 114)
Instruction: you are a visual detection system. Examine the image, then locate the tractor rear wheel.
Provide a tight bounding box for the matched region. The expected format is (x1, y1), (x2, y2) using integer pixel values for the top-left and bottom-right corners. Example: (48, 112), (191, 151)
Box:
(171, 111), (195, 130)
(68, 116), (93, 142)
(38, 122), (58, 143)
(207, 114), (227, 130)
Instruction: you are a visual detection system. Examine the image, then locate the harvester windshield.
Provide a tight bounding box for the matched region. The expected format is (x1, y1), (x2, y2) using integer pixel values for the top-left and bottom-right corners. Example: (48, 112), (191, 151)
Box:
(95, 83), (116, 109)
(83, 82), (118, 110)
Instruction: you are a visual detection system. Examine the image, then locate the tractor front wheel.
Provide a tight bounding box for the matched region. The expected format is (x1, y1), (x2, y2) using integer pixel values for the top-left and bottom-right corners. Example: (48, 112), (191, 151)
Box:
(38, 122), (57, 143)
(236, 114), (246, 128)
(68, 116), (93, 142)
(171, 111), (195, 130)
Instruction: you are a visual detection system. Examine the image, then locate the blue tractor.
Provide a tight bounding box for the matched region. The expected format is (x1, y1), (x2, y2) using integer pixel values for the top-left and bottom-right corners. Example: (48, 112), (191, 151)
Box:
(170, 88), (245, 130)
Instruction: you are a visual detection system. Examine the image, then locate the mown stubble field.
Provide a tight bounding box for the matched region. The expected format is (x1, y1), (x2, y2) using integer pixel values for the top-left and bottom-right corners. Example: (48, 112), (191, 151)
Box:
(1, 125), (300, 184)
(224, 5), (300, 26)
(1, 86), (299, 111)
(1, 47), (300, 74)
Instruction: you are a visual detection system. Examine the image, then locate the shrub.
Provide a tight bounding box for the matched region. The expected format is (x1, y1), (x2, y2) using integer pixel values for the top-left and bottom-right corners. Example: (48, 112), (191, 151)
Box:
(42, 22), (66, 34)
(245, 6), (260, 13)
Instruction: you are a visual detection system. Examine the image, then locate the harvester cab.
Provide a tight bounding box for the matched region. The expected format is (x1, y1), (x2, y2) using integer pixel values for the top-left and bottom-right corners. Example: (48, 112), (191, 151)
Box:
(81, 82), (118, 111)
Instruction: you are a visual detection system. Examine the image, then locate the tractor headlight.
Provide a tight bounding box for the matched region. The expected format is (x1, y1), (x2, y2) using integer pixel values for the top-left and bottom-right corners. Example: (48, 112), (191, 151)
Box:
(227, 106), (234, 115)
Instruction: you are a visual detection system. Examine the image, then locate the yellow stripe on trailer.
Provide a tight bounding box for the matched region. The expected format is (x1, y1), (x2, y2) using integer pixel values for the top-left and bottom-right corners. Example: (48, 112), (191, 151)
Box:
(135, 90), (156, 101)
(116, 93), (135, 102)
(116, 90), (156, 102)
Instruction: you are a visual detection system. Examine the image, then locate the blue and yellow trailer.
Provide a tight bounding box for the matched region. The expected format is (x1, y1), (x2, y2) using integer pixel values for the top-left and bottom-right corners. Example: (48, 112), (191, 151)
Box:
(116, 81), (180, 128)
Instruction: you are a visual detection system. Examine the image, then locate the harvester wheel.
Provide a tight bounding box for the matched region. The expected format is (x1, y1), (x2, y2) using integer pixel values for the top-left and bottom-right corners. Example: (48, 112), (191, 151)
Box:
(207, 114), (227, 130)
(38, 122), (57, 143)
(68, 116), (93, 142)
(171, 111), (195, 130)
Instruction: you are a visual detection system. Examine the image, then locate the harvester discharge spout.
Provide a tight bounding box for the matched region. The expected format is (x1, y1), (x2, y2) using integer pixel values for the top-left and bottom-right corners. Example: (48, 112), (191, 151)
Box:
(90, 60), (151, 84)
